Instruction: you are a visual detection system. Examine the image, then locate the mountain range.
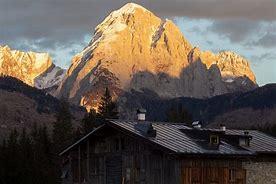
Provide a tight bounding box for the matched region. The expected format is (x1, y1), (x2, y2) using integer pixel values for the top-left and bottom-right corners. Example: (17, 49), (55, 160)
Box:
(0, 3), (274, 131)
(0, 45), (65, 94)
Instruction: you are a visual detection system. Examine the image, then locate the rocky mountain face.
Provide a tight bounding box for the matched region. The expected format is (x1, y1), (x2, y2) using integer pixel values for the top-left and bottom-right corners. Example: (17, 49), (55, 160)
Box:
(0, 45), (65, 93)
(57, 3), (257, 111)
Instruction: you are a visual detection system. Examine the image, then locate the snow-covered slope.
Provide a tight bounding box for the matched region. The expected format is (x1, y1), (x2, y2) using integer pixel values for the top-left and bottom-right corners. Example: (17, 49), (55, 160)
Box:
(0, 45), (65, 93)
(34, 64), (65, 92)
(57, 3), (257, 111)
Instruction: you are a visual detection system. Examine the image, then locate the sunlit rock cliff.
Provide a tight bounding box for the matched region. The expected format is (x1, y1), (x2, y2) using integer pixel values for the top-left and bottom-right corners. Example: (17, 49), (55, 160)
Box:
(57, 3), (257, 111)
(0, 45), (65, 92)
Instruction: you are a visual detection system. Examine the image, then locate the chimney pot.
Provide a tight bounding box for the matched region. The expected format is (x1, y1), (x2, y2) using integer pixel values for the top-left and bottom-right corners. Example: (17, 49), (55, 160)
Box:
(220, 124), (226, 132)
(137, 109), (146, 121)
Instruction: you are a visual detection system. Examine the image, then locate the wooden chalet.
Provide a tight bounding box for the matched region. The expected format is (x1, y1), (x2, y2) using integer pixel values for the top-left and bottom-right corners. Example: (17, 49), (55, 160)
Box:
(59, 112), (276, 184)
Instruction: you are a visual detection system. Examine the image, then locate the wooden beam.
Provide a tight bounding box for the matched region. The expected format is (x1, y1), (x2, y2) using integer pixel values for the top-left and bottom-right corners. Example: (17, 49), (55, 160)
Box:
(69, 154), (73, 184)
(78, 146), (81, 184)
(87, 140), (90, 182)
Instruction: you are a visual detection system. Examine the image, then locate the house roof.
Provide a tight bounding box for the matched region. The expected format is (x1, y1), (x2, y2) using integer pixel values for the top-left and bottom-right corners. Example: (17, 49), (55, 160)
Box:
(108, 120), (254, 156)
(59, 120), (276, 156)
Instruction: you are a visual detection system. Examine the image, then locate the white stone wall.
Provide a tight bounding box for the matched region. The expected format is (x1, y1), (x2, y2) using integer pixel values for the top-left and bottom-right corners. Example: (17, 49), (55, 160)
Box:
(243, 162), (276, 184)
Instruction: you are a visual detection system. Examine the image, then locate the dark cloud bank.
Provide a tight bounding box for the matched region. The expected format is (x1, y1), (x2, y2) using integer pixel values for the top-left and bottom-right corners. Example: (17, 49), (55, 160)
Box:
(0, 0), (275, 51)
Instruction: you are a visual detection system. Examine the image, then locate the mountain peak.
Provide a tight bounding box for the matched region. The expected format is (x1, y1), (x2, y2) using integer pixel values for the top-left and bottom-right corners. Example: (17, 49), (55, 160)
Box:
(95, 3), (152, 34)
(58, 3), (257, 111)
(118, 3), (147, 12)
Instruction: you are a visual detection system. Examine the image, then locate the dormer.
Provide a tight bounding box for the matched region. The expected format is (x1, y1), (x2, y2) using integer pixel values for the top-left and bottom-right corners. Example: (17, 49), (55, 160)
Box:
(134, 123), (156, 138)
(239, 131), (252, 147)
(210, 135), (220, 145)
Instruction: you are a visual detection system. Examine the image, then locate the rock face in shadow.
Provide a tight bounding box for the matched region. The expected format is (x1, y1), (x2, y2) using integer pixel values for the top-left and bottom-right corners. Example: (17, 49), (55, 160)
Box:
(128, 61), (227, 99)
(57, 3), (257, 111)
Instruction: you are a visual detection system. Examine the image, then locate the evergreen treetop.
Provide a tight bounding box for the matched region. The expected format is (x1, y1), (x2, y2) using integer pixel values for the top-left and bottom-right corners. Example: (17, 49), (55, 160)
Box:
(98, 87), (118, 119)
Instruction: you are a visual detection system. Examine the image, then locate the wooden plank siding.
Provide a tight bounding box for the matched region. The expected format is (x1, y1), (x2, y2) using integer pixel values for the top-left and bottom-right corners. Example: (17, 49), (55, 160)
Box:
(62, 128), (246, 184)
(180, 158), (246, 184)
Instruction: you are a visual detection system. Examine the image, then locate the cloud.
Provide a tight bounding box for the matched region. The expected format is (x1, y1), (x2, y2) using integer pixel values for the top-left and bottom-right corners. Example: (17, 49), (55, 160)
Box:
(207, 19), (264, 43)
(256, 33), (276, 48)
(251, 53), (276, 64)
(206, 40), (214, 46)
(1, 0), (275, 51)
(147, 0), (276, 21)
(1, 0), (276, 84)
(243, 23), (276, 48)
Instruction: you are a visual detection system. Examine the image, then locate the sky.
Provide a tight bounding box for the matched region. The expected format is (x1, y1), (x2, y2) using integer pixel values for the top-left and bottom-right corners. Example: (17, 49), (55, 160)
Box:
(0, 0), (275, 85)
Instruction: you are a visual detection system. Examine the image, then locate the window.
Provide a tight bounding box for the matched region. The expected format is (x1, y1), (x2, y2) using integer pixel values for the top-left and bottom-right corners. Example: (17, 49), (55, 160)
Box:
(229, 169), (236, 181)
(239, 138), (250, 147)
(126, 168), (131, 181)
(94, 140), (106, 153)
(115, 138), (120, 151)
(210, 135), (219, 144)
(121, 137), (125, 150)
(114, 137), (126, 151)
(61, 168), (68, 179)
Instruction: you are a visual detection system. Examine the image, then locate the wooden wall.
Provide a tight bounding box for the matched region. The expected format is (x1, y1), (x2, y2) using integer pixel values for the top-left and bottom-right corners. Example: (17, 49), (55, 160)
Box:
(180, 158), (246, 184)
(61, 128), (246, 184)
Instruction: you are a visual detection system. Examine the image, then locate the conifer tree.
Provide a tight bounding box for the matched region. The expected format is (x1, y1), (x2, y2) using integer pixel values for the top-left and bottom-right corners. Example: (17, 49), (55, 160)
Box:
(98, 88), (119, 119)
(166, 104), (193, 125)
(19, 127), (33, 184)
(5, 128), (20, 184)
(81, 109), (103, 134)
(52, 97), (73, 153)
(0, 125), (60, 184)
(0, 138), (7, 182)
(36, 125), (59, 184)
(73, 126), (83, 141)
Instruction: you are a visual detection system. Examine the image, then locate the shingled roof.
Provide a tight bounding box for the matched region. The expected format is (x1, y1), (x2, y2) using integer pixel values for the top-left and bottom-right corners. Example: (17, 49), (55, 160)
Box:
(60, 120), (276, 156)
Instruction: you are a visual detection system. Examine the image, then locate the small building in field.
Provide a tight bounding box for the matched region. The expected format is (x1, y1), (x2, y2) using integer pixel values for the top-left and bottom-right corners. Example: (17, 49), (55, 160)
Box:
(59, 116), (276, 184)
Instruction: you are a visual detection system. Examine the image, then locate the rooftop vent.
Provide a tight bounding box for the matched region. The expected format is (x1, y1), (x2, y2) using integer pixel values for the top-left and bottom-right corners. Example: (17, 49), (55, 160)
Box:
(137, 108), (146, 121)
(192, 121), (202, 129)
(134, 123), (156, 137)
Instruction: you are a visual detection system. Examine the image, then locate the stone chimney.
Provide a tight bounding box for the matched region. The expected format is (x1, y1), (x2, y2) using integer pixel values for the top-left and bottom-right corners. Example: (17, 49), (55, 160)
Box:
(137, 109), (146, 121)
(220, 124), (226, 132)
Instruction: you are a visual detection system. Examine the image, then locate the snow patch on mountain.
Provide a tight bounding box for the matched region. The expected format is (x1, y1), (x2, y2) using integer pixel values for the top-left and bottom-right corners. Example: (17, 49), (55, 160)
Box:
(34, 65), (65, 89)
(224, 78), (234, 83)
(151, 20), (166, 48)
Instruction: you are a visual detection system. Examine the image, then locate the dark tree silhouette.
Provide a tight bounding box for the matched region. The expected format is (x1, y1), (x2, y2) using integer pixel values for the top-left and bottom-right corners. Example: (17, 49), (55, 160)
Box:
(0, 125), (60, 184)
(52, 97), (74, 153)
(166, 104), (193, 125)
(81, 109), (104, 135)
(98, 88), (119, 119)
